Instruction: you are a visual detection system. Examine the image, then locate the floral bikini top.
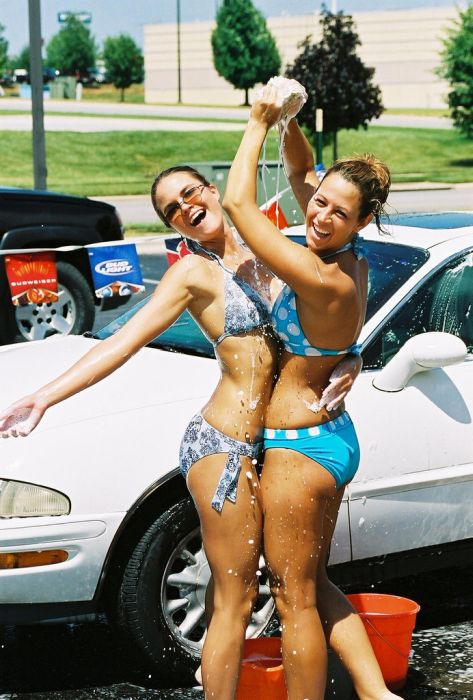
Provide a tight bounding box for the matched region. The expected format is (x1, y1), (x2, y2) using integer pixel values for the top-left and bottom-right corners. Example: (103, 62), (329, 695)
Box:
(186, 239), (272, 347)
(270, 235), (366, 357)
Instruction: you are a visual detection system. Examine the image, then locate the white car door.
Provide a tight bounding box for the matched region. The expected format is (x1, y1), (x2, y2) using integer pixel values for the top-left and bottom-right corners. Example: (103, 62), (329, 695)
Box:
(347, 250), (473, 561)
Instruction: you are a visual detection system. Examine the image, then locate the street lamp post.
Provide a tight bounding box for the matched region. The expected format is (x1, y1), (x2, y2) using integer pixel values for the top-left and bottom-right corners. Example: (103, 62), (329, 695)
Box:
(28, 0), (47, 190)
(176, 0), (182, 103)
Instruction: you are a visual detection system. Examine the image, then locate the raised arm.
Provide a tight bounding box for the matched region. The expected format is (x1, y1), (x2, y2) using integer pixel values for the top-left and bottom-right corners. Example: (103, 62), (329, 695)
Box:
(282, 118), (320, 214)
(223, 87), (336, 300)
(0, 256), (198, 438)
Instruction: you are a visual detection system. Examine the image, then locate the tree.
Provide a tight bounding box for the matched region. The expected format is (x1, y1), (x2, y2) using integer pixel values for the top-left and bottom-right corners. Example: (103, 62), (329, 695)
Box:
(46, 15), (96, 75)
(438, 4), (473, 139)
(212, 0), (281, 106)
(286, 5), (384, 161)
(11, 45), (30, 73)
(0, 24), (8, 75)
(103, 34), (144, 102)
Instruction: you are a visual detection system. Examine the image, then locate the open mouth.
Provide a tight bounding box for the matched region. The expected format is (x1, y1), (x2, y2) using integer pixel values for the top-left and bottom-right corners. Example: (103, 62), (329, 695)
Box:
(312, 223), (330, 239)
(190, 210), (206, 227)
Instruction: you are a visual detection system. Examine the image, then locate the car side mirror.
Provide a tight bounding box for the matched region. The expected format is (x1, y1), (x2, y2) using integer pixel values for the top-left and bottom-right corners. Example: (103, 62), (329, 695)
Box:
(372, 331), (467, 392)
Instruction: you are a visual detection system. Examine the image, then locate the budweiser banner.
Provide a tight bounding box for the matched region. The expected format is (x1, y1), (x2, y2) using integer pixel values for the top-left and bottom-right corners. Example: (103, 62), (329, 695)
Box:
(4, 252), (58, 306)
(88, 244), (145, 298)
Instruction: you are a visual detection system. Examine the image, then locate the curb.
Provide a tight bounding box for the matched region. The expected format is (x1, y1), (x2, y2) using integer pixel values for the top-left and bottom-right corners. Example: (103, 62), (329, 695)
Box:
(390, 182), (454, 192)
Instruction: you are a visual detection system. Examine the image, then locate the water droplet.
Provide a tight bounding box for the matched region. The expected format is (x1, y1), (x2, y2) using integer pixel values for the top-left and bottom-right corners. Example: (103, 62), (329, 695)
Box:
(246, 471), (252, 479)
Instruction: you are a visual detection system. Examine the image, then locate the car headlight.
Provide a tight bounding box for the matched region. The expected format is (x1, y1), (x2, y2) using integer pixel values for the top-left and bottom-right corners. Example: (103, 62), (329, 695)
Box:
(0, 480), (70, 518)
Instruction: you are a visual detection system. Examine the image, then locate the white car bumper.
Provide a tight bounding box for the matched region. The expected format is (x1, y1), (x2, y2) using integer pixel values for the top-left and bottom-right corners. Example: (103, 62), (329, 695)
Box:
(0, 512), (124, 604)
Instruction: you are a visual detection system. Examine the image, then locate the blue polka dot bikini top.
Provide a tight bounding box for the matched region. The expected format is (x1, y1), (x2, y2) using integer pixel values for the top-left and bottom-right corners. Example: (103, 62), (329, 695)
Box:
(270, 235), (366, 357)
(185, 238), (272, 347)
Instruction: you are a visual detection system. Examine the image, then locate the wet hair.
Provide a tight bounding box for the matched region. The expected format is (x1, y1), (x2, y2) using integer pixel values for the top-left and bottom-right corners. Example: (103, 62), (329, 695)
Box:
(151, 165), (211, 228)
(323, 154), (391, 232)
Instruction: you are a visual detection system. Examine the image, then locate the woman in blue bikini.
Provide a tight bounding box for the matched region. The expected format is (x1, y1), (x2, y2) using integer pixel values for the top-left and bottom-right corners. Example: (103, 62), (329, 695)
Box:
(0, 164), (358, 700)
(224, 84), (401, 700)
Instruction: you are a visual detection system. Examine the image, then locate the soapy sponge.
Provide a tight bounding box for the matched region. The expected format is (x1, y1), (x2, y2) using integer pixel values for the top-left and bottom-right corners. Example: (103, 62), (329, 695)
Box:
(256, 76), (308, 126)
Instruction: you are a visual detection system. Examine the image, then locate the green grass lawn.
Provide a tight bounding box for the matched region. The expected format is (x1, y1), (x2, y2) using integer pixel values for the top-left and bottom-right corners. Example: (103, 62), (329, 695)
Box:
(384, 108), (450, 118)
(1, 126), (471, 196)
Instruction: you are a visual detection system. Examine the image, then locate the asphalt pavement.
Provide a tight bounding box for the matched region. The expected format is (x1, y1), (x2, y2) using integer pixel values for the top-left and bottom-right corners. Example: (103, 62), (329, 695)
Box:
(0, 97), (454, 130)
(0, 566), (471, 699)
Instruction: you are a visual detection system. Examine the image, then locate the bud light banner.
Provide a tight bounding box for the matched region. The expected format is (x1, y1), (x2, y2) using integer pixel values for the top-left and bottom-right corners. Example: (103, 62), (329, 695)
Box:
(88, 244), (145, 299)
(5, 252), (58, 306)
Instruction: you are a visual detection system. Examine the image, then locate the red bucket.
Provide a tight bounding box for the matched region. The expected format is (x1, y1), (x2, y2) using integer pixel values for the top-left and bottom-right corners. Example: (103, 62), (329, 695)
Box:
(236, 638), (287, 700)
(347, 593), (420, 690)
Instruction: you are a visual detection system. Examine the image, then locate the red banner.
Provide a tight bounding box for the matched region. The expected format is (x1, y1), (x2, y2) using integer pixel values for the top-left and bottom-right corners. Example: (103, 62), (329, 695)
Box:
(261, 200), (288, 230)
(165, 238), (191, 267)
(4, 252), (59, 306)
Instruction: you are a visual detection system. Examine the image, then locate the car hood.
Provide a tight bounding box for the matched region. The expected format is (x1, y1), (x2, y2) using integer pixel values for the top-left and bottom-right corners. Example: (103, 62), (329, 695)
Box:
(0, 335), (219, 432)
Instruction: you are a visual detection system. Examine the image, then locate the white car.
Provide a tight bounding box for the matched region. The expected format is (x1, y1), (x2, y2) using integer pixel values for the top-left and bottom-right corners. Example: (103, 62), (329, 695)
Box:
(1, 213), (472, 682)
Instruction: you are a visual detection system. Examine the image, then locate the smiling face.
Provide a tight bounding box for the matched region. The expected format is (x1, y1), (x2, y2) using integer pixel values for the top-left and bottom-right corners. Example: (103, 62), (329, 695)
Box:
(153, 171), (224, 243)
(305, 173), (371, 255)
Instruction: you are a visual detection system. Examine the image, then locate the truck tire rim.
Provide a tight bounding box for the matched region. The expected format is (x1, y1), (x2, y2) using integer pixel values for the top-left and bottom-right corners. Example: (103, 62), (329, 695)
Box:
(14, 286), (77, 341)
(161, 526), (274, 657)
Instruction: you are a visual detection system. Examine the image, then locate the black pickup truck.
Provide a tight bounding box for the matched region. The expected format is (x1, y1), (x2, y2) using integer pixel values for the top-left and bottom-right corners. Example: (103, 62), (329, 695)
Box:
(0, 187), (125, 344)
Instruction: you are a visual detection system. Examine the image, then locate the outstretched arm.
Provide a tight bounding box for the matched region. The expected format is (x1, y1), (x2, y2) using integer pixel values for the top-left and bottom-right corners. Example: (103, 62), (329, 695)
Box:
(282, 118), (319, 214)
(0, 257), (197, 437)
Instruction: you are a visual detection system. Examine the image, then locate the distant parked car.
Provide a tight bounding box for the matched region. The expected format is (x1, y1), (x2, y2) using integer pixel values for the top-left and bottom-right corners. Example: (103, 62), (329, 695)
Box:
(12, 67), (60, 85)
(0, 72), (15, 88)
(42, 67), (60, 83)
(12, 68), (28, 83)
(0, 213), (472, 682)
(0, 187), (124, 344)
(85, 67), (108, 84)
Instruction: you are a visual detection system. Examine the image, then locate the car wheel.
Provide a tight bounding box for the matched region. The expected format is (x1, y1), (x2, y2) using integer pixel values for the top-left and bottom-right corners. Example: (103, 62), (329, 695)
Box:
(3, 261), (95, 343)
(116, 497), (275, 682)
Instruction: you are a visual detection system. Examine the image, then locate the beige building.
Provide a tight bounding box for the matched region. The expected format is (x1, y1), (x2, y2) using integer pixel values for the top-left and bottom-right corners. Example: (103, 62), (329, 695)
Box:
(144, 6), (457, 108)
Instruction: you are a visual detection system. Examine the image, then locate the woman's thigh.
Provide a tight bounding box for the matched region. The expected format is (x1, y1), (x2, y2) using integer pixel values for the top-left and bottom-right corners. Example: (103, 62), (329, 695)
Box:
(187, 453), (262, 598)
(261, 448), (339, 605)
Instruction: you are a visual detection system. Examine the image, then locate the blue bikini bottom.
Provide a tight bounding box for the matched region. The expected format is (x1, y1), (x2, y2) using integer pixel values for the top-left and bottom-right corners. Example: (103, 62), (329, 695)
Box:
(263, 411), (360, 489)
(179, 413), (263, 513)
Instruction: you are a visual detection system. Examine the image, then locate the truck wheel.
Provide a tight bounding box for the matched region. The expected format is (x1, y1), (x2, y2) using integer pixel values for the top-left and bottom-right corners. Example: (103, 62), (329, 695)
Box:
(116, 497), (275, 683)
(1, 261), (95, 343)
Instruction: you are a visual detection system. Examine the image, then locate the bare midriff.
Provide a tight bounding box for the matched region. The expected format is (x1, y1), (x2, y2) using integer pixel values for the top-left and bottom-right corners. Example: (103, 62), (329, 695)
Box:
(201, 327), (278, 444)
(265, 351), (347, 429)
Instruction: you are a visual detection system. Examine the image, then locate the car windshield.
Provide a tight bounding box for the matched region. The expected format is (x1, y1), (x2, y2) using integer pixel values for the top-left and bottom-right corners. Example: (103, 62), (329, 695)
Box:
(382, 211), (473, 229)
(95, 238), (428, 356)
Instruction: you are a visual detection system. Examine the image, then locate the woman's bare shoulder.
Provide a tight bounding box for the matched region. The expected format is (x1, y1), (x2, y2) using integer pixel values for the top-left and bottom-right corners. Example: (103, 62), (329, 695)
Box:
(168, 251), (219, 295)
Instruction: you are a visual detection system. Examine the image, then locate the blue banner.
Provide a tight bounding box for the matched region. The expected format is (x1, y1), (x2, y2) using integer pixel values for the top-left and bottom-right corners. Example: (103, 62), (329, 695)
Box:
(88, 244), (145, 299)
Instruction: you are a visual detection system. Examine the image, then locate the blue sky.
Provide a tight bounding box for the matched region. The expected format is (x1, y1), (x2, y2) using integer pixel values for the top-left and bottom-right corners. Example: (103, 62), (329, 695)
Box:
(0, 0), (461, 56)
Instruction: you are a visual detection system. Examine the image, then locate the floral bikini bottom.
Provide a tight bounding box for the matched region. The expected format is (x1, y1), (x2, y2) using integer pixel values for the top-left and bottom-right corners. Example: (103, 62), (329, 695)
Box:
(179, 413), (262, 513)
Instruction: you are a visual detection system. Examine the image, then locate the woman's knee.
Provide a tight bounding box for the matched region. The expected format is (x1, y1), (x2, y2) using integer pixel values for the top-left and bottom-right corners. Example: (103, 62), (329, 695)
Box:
(271, 578), (317, 621)
(212, 579), (258, 622)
